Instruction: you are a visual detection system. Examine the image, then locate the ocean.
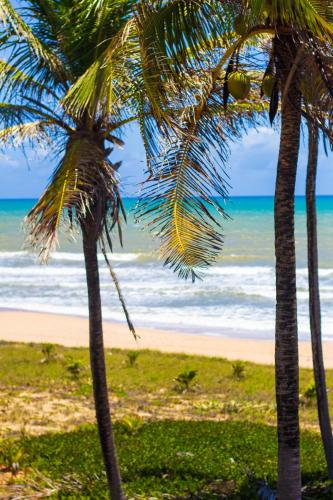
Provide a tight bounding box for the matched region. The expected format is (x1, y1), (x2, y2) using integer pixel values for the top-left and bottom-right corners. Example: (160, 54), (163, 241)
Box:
(1, 196), (333, 341)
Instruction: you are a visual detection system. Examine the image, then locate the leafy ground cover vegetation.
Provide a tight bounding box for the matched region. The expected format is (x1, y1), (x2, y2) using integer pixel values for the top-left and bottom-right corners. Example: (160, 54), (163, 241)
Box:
(2, 422), (332, 498)
(0, 342), (333, 498)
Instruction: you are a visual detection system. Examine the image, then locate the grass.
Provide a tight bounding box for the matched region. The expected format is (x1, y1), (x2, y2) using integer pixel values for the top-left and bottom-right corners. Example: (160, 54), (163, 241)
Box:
(0, 341), (333, 498)
(0, 340), (318, 397)
(0, 341), (328, 429)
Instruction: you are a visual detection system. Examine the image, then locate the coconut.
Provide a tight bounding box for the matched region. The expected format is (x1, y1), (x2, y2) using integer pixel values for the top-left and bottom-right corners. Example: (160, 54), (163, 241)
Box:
(262, 75), (276, 97)
(228, 71), (251, 100)
(234, 14), (247, 36)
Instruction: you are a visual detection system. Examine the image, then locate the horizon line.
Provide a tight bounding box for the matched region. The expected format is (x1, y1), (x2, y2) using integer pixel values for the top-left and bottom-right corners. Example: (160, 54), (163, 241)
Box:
(1, 194), (333, 201)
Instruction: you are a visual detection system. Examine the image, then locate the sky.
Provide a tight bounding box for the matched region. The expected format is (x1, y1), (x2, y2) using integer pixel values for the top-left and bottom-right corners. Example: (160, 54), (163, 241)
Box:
(2, 2), (332, 199)
(0, 123), (333, 199)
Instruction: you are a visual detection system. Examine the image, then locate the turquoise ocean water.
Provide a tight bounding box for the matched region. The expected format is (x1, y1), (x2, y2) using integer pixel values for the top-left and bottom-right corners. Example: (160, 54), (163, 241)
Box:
(1, 196), (333, 340)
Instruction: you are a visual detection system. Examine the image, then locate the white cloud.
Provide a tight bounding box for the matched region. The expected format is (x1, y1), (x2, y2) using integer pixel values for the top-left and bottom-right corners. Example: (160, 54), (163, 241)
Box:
(235, 126), (279, 151)
(0, 152), (20, 168)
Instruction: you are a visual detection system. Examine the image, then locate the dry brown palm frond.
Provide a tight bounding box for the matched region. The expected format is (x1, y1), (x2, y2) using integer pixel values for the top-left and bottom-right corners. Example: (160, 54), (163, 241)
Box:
(0, 121), (54, 148)
(25, 136), (123, 261)
(100, 240), (137, 339)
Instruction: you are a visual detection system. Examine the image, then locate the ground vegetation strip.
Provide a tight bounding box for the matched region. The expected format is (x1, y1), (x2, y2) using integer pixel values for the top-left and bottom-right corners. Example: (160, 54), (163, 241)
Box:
(0, 342), (333, 498)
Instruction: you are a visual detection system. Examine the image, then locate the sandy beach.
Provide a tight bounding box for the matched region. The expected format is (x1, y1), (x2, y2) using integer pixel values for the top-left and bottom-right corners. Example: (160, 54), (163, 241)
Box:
(1, 309), (332, 368)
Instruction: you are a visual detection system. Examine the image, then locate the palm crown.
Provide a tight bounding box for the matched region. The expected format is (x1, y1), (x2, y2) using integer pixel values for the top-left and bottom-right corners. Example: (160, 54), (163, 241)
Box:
(0, 0), (221, 261)
(2, 0), (332, 277)
(135, 0), (333, 280)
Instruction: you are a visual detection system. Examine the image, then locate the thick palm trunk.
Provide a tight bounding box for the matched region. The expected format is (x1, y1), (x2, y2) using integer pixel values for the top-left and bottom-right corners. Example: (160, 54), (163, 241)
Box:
(306, 123), (333, 479)
(274, 35), (302, 499)
(82, 222), (125, 499)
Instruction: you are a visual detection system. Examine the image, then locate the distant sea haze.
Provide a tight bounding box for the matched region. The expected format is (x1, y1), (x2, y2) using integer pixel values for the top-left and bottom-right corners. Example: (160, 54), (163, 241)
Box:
(1, 196), (333, 341)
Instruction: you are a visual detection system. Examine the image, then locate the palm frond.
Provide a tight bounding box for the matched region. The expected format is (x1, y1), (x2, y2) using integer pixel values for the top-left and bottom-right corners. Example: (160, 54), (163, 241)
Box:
(0, 59), (58, 100)
(138, 71), (265, 280)
(0, 120), (54, 147)
(0, 0), (70, 85)
(249, 0), (333, 37)
(134, 0), (234, 128)
(25, 137), (123, 261)
(0, 101), (71, 131)
(136, 0), (234, 72)
(62, 18), (136, 120)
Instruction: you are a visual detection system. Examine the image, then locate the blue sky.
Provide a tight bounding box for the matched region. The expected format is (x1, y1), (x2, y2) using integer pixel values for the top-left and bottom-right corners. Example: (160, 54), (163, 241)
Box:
(0, 123), (332, 198)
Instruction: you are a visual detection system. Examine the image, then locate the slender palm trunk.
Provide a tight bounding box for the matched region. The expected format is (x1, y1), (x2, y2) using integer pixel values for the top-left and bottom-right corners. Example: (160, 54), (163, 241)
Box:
(306, 122), (333, 479)
(82, 221), (125, 499)
(274, 35), (302, 499)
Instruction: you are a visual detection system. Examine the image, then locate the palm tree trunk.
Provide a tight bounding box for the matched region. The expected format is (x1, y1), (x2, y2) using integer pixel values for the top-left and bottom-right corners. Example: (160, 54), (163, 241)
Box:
(274, 35), (302, 499)
(82, 222), (125, 499)
(306, 122), (333, 479)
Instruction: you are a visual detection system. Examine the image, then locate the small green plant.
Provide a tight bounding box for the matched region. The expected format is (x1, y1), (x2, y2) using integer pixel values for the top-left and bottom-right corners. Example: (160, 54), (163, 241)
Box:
(232, 361), (245, 380)
(127, 351), (140, 367)
(301, 382), (317, 406)
(66, 359), (84, 381)
(77, 382), (92, 397)
(304, 382), (316, 400)
(0, 439), (24, 475)
(120, 416), (144, 435)
(174, 369), (197, 392)
(41, 343), (56, 363)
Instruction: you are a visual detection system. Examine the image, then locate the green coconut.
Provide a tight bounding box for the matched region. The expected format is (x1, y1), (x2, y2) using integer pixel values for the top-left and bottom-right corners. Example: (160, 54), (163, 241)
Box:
(228, 71), (251, 100)
(262, 75), (276, 98)
(234, 14), (247, 36)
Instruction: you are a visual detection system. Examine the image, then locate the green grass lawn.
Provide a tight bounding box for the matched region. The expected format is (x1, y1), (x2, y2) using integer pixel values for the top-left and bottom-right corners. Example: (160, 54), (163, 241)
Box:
(0, 341), (333, 498)
(0, 340), (328, 428)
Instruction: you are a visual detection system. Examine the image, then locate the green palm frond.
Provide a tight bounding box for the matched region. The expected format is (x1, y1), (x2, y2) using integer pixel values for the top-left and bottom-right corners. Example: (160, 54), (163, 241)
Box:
(0, 59), (57, 100)
(249, 0), (333, 37)
(138, 72), (265, 280)
(62, 18), (136, 120)
(134, 0), (233, 127)
(0, 102), (70, 132)
(25, 137), (123, 261)
(138, 138), (228, 281)
(136, 0), (233, 70)
(0, 0), (70, 84)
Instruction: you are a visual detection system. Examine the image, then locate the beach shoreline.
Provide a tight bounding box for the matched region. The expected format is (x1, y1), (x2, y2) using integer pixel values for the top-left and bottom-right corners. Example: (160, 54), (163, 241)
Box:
(0, 309), (331, 368)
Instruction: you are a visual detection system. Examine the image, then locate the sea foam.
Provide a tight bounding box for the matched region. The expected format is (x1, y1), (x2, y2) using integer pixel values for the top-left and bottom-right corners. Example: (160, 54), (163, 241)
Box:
(1, 196), (333, 341)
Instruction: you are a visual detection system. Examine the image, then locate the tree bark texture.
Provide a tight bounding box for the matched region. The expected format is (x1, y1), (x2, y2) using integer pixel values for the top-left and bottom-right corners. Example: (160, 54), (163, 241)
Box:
(274, 34), (302, 500)
(82, 222), (125, 499)
(306, 123), (333, 479)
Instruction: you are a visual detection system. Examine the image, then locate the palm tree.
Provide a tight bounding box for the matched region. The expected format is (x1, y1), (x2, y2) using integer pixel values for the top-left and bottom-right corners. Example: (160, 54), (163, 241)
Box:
(306, 121), (333, 478)
(300, 45), (333, 478)
(273, 32), (302, 497)
(137, 2), (333, 497)
(0, 2), (134, 496)
(0, 0), (219, 496)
